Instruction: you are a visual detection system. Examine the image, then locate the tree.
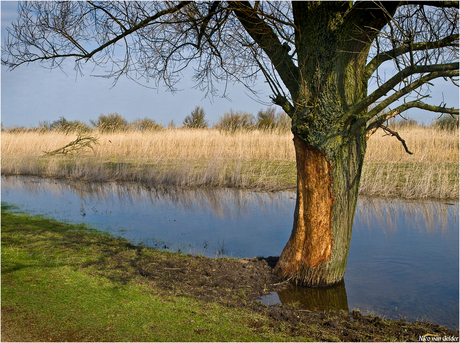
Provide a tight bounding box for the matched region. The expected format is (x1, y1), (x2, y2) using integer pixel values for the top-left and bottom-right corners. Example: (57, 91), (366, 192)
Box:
(216, 109), (255, 132)
(257, 107), (277, 130)
(90, 113), (128, 133)
(183, 106), (209, 128)
(50, 117), (91, 134)
(256, 107), (291, 132)
(3, 1), (458, 287)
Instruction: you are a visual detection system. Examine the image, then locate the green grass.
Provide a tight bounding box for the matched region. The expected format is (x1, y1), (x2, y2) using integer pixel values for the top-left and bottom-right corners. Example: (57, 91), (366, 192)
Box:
(3, 205), (458, 341)
(1, 204), (312, 342)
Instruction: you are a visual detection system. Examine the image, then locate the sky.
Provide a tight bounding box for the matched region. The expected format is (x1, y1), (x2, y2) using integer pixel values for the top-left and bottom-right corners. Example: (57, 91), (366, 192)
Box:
(1, 1), (458, 129)
(1, 1), (275, 129)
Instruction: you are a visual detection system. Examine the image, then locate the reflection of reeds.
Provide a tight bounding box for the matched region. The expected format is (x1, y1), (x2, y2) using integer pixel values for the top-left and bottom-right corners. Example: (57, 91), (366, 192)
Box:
(1, 127), (458, 198)
(356, 197), (458, 233)
(1, 176), (295, 220)
(4, 176), (455, 235)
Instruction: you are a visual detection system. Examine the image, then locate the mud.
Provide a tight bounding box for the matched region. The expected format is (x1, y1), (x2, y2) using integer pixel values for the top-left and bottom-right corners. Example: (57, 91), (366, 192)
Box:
(89, 242), (458, 342)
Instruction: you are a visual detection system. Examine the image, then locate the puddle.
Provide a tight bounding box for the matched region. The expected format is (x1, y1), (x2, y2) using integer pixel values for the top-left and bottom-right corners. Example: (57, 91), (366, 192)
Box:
(1, 175), (458, 330)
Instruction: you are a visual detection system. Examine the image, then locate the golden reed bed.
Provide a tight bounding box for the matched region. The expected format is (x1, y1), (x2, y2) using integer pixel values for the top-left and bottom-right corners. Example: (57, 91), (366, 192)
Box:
(2, 127), (458, 199)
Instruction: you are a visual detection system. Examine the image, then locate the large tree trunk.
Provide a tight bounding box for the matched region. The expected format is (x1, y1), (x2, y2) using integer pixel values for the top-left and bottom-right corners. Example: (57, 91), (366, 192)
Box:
(273, 2), (371, 287)
(275, 130), (366, 287)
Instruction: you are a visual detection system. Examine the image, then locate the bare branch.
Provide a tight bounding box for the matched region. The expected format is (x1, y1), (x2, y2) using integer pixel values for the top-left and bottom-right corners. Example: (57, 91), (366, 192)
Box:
(366, 99), (459, 140)
(364, 34), (459, 81)
(78, 1), (193, 62)
(367, 102), (455, 136)
(380, 125), (414, 154)
(397, 100), (459, 115)
(87, 1), (128, 32)
(2, 1), (194, 70)
(2, 1), (458, 133)
(228, 1), (300, 99)
(406, 1), (459, 8)
(353, 62), (459, 117)
(366, 110), (400, 139)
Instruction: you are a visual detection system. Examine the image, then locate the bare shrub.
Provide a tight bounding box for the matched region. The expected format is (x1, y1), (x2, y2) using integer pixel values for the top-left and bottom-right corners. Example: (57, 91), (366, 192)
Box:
(131, 118), (164, 131)
(257, 107), (291, 132)
(216, 110), (255, 133)
(256, 107), (277, 131)
(387, 118), (420, 130)
(91, 113), (128, 133)
(50, 117), (91, 134)
(432, 115), (459, 131)
(183, 106), (208, 129)
(167, 120), (176, 129)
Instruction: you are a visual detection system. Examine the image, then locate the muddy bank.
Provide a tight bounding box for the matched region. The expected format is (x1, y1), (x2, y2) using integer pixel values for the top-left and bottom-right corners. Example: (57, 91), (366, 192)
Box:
(82, 239), (458, 342)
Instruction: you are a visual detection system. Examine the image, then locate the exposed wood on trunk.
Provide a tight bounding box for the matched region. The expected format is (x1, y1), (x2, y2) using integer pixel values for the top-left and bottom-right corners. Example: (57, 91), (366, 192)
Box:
(275, 134), (334, 279)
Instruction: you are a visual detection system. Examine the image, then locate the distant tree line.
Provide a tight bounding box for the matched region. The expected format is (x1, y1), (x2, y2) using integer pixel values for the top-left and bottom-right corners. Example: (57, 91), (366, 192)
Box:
(2, 107), (457, 134)
(2, 106), (292, 134)
(388, 115), (459, 131)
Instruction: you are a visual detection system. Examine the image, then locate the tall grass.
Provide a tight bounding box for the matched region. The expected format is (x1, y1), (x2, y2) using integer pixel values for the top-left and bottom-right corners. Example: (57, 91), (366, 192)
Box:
(365, 126), (458, 163)
(1, 129), (294, 160)
(1, 126), (458, 199)
(363, 126), (458, 199)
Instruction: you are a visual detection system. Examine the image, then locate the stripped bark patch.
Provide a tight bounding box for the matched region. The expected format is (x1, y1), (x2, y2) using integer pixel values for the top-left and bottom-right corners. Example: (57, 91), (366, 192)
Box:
(276, 134), (334, 277)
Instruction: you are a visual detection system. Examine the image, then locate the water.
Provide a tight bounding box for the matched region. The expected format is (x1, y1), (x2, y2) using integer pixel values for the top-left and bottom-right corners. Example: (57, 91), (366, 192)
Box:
(1, 175), (458, 330)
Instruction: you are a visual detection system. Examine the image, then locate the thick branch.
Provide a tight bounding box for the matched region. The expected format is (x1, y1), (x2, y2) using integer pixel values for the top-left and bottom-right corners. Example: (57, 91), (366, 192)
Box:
(345, 1), (401, 42)
(228, 1), (300, 99)
(367, 70), (459, 121)
(397, 100), (459, 115)
(352, 62), (459, 116)
(366, 110), (400, 139)
(364, 34), (459, 81)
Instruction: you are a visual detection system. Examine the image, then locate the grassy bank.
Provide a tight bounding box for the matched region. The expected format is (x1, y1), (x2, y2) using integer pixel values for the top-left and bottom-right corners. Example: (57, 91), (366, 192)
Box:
(1, 205), (299, 342)
(1, 126), (458, 199)
(2, 205), (458, 342)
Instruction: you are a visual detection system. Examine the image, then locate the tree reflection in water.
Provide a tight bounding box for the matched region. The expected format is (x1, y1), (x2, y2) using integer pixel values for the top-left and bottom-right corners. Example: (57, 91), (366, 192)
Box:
(277, 280), (349, 312)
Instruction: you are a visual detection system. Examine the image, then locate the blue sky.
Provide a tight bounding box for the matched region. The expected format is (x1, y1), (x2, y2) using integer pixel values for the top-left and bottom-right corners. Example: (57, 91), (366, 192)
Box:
(1, 1), (458, 129)
(1, 1), (275, 129)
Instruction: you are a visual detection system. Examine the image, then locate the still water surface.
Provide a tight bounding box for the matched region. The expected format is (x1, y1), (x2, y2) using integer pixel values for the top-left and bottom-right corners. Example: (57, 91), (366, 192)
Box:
(1, 175), (458, 330)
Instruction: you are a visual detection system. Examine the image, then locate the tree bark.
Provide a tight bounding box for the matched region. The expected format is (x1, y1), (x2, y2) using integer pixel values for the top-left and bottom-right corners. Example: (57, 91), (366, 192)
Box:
(275, 130), (366, 287)
(273, 2), (372, 287)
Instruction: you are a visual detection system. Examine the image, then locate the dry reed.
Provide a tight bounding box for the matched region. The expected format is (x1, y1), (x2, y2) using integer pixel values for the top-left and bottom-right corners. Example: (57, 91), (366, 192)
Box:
(1, 127), (458, 199)
(361, 127), (458, 199)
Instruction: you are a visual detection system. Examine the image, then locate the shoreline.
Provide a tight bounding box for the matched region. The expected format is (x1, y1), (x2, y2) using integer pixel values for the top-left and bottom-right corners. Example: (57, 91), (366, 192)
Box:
(1, 168), (459, 201)
(2, 206), (458, 341)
